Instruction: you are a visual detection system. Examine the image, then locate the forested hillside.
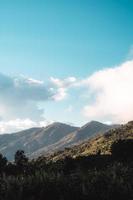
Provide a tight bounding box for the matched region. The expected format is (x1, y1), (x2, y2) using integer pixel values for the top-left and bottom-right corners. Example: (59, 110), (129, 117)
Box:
(0, 121), (133, 200)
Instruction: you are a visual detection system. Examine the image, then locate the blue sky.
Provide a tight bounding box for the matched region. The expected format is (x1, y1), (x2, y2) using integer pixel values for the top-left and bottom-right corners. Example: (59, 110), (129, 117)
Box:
(0, 0), (133, 132)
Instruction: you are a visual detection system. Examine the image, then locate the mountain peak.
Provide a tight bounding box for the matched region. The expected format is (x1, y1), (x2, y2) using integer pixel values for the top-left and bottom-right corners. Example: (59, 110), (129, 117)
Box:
(0, 120), (119, 160)
(52, 122), (69, 126)
(46, 122), (77, 129)
(88, 120), (105, 125)
(81, 121), (106, 129)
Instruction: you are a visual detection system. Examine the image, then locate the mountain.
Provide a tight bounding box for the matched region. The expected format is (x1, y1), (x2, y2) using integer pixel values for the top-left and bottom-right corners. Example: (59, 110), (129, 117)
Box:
(29, 121), (118, 158)
(37, 121), (118, 155)
(0, 121), (118, 160)
(67, 120), (119, 143)
(0, 122), (78, 160)
(49, 121), (133, 161)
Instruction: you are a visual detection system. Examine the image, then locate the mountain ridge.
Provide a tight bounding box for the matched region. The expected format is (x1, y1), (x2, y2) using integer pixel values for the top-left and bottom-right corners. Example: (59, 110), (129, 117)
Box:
(0, 121), (119, 160)
(49, 121), (133, 161)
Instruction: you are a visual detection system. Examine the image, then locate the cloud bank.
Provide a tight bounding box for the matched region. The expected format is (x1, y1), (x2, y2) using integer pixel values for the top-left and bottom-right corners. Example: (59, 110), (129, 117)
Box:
(0, 59), (133, 133)
(0, 73), (79, 133)
(0, 74), (58, 133)
(49, 60), (133, 124)
(0, 119), (53, 134)
(83, 60), (133, 124)
(0, 74), (54, 121)
(50, 77), (77, 101)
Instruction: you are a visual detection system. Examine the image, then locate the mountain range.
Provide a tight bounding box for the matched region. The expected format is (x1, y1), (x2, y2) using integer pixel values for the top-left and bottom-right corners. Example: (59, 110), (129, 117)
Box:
(49, 121), (133, 161)
(0, 121), (118, 160)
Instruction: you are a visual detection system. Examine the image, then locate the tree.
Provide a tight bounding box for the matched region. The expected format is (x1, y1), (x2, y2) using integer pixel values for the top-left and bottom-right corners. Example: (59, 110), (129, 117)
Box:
(111, 139), (133, 161)
(14, 150), (28, 173)
(0, 153), (7, 174)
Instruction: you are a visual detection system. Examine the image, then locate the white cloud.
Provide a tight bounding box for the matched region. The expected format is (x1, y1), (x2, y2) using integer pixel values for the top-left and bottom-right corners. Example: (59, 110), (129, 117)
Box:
(83, 60), (133, 124)
(0, 119), (36, 133)
(0, 73), (78, 132)
(52, 87), (67, 101)
(0, 59), (133, 132)
(50, 76), (77, 88)
(0, 119), (53, 134)
(0, 73), (79, 133)
(50, 76), (77, 101)
(0, 74), (55, 122)
(50, 76), (87, 102)
(24, 78), (44, 85)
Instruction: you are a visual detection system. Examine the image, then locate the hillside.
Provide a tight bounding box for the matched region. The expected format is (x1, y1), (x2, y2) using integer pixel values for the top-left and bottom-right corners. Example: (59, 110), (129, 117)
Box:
(66, 120), (119, 144)
(0, 121), (133, 200)
(49, 121), (133, 161)
(0, 122), (78, 160)
(36, 121), (118, 156)
(0, 121), (118, 160)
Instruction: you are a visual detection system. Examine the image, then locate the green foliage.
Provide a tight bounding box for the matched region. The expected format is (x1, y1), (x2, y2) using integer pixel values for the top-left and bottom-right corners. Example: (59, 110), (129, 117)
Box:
(0, 140), (133, 199)
(0, 153), (7, 173)
(111, 139), (133, 160)
(15, 150), (28, 166)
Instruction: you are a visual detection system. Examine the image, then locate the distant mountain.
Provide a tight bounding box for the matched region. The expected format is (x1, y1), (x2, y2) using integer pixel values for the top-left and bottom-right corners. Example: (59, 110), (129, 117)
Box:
(0, 121), (119, 160)
(0, 122), (78, 160)
(49, 121), (133, 161)
(68, 120), (119, 143)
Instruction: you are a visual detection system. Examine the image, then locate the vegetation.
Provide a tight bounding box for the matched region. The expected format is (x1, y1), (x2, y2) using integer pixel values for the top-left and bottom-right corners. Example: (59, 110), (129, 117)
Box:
(49, 121), (133, 161)
(0, 122), (133, 199)
(0, 139), (132, 200)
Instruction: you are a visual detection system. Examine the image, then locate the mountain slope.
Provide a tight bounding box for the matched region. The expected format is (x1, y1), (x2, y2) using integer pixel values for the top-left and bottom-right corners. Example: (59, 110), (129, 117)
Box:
(67, 121), (119, 144)
(0, 122), (78, 160)
(0, 121), (119, 160)
(33, 121), (118, 157)
(49, 121), (133, 161)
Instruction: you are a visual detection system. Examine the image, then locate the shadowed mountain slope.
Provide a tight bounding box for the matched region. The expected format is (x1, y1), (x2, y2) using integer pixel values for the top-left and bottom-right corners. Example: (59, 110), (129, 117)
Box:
(0, 122), (78, 160)
(49, 121), (133, 161)
(0, 121), (119, 160)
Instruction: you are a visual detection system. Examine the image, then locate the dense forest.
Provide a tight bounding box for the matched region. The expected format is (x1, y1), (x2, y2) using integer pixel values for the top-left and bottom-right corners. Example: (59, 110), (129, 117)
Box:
(0, 139), (133, 200)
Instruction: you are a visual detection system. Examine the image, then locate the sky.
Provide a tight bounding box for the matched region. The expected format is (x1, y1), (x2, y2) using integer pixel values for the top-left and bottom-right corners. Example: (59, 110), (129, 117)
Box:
(0, 0), (133, 133)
